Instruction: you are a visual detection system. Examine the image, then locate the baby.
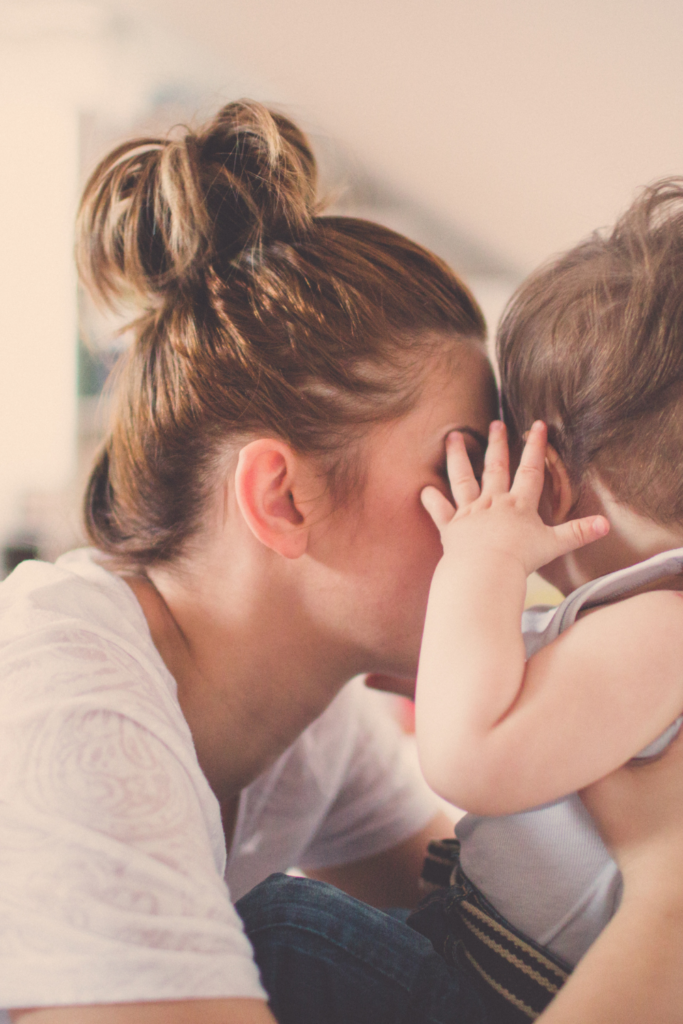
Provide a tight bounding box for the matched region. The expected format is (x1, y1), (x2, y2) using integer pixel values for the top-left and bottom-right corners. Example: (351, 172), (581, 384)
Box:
(411, 178), (683, 1023)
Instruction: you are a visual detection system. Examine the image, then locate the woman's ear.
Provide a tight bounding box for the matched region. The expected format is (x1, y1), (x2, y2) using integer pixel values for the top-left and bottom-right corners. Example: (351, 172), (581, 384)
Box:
(540, 444), (575, 525)
(234, 439), (312, 559)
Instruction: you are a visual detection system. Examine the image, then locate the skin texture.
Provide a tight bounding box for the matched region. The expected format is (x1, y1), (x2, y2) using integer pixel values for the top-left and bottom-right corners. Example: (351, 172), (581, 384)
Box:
(415, 421), (683, 814)
(536, 447), (683, 596)
(540, 732), (683, 1024)
(13, 733), (683, 1024)
(15, 740), (683, 1024)
(10, 344), (496, 1024)
(11, 366), (683, 1022)
(130, 344), (497, 813)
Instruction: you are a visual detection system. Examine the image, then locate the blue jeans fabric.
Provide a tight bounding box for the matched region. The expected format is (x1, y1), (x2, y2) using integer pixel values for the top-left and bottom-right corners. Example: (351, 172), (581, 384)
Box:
(235, 873), (495, 1024)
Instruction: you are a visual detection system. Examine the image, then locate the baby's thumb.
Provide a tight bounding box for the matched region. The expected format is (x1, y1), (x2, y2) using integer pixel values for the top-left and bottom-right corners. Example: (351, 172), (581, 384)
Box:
(554, 514), (610, 558)
(421, 485), (456, 530)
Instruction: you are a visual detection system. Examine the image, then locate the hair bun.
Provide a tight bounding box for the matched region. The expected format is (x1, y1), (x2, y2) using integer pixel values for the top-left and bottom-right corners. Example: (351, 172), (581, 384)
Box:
(76, 100), (319, 310)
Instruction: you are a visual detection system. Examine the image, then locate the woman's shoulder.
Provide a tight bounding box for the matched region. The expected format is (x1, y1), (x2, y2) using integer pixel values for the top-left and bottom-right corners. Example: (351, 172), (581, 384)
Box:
(0, 549), (186, 731)
(0, 549), (169, 673)
(0, 548), (147, 641)
(0, 552), (219, 855)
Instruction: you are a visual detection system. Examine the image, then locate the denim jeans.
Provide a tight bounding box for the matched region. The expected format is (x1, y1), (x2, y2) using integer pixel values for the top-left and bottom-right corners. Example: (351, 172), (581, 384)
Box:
(235, 873), (495, 1024)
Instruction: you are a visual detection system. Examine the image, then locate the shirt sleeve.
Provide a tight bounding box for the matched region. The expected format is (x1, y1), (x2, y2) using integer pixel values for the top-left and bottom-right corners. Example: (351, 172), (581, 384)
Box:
(0, 629), (266, 1011)
(298, 681), (441, 870)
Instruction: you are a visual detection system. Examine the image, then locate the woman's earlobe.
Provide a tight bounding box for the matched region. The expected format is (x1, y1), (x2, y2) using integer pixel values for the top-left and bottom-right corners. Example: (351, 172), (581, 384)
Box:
(234, 440), (310, 559)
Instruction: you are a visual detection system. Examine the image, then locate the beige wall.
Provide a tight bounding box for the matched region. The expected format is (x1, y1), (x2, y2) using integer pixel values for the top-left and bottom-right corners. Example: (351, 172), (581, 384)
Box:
(119, 0), (683, 274)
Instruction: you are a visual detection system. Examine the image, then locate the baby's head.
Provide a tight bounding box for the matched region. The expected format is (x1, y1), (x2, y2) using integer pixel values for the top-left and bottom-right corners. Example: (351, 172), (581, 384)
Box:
(498, 178), (683, 533)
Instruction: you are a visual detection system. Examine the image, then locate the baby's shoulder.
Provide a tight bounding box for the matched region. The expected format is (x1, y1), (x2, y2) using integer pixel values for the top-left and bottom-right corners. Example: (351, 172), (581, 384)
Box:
(574, 588), (683, 657)
(584, 587), (683, 624)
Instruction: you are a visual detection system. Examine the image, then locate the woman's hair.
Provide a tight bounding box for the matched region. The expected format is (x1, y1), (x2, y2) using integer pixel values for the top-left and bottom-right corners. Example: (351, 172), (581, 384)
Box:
(78, 100), (486, 569)
(497, 177), (683, 525)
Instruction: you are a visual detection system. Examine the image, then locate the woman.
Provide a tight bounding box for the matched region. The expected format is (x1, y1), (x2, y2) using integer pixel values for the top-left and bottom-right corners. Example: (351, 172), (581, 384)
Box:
(1, 98), (492, 1023)
(2, 101), (682, 1024)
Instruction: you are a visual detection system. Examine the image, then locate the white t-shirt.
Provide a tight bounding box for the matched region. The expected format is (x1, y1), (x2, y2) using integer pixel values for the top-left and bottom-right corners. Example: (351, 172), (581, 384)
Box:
(0, 550), (439, 1018)
(457, 548), (683, 967)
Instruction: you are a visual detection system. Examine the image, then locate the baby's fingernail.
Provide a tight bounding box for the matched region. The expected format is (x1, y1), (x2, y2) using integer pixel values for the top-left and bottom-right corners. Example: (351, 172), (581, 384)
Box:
(594, 516), (610, 537)
(531, 420), (545, 432)
(490, 420), (504, 432)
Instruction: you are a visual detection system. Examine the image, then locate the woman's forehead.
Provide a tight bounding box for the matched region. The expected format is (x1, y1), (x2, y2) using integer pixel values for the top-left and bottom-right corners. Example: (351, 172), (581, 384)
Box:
(422, 348), (496, 421)
(371, 358), (495, 454)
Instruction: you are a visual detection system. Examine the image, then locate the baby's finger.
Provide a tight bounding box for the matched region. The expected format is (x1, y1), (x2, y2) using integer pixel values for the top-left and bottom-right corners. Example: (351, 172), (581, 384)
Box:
(511, 421), (548, 505)
(445, 431), (480, 508)
(421, 485), (456, 531)
(551, 514), (610, 561)
(480, 421), (510, 496)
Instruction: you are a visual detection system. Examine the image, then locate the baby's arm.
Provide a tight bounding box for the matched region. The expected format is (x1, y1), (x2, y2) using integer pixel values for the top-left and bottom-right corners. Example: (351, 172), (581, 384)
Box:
(538, 732), (683, 1023)
(415, 421), (683, 815)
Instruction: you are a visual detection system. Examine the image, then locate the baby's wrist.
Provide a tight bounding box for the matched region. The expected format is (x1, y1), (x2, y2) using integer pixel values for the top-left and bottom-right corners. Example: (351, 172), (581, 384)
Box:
(439, 543), (528, 584)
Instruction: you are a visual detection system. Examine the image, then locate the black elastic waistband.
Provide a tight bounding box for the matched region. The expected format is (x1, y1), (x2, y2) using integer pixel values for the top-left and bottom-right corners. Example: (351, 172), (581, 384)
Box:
(410, 838), (571, 1023)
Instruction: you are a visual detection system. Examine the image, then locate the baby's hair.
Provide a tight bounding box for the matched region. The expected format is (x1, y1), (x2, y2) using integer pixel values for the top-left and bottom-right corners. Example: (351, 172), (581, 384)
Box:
(497, 177), (683, 525)
(77, 100), (486, 569)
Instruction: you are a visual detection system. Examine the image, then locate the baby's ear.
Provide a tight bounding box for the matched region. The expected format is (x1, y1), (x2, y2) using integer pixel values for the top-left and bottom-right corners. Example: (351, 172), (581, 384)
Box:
(540, 444), (575, 525)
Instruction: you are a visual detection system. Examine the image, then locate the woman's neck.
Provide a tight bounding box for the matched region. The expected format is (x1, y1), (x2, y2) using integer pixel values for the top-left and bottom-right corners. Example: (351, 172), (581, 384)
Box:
(543, 478), (683, 596)
(123, 557), (356, 808)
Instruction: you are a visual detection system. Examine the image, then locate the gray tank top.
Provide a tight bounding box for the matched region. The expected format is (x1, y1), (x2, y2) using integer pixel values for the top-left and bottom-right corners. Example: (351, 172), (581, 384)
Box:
(456, 547), (683, 967)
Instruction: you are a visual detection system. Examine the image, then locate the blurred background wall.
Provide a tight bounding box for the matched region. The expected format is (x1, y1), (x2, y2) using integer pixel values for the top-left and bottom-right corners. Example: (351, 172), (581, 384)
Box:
(1, 0), (682, 576)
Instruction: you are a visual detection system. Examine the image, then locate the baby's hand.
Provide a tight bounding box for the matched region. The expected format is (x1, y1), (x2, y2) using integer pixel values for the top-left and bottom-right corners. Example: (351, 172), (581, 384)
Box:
(421, 420), (609, 577)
